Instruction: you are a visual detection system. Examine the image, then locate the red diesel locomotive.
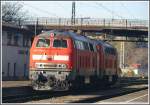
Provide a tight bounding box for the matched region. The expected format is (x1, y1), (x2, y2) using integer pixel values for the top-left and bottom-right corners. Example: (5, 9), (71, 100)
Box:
(29, 30), (119, 91)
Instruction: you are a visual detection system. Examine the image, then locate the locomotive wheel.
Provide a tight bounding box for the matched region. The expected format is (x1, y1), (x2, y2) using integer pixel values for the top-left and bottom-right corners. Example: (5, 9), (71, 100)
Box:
(102, 76), (111, 88)
(70, 76), (85, 91)
(111, 75), (119, 85)
(90, 76), (99, 88)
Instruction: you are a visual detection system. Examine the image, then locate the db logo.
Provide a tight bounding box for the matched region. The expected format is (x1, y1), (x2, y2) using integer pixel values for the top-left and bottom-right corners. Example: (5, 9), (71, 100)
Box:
(50, 33), (54, 37)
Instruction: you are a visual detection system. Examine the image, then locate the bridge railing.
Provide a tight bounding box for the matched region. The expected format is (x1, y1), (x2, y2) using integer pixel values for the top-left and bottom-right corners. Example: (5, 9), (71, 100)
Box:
(22, 17), (148, 28)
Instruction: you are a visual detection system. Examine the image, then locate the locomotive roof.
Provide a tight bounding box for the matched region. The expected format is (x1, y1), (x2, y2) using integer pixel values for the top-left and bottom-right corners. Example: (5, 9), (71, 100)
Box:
(38, 30), (94, 43)
(37, 30), (115, 49)
(96, 40), (115, 49)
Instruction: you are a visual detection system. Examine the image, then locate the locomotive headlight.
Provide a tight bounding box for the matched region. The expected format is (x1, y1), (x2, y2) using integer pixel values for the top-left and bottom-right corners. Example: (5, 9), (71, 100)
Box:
(57, 64), (62, 68)
(61, 64), (67, 68)
(35, 63), (44, 68)
(57, 64), (67, 68)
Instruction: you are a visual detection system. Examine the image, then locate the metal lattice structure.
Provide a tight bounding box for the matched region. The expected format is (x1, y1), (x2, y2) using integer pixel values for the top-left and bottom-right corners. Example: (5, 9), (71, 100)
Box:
(71, 2), (75, 25)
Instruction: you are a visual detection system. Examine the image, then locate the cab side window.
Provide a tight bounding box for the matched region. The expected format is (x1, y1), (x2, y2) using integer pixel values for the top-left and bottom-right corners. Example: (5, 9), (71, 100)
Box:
(75, 40), (84, 50)
(89, 43), (94, 52)
(83, 42), (89, 50)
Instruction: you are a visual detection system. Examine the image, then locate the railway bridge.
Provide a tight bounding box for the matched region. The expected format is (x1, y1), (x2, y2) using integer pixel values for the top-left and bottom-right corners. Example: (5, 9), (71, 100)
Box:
(22, 18), (148, 42)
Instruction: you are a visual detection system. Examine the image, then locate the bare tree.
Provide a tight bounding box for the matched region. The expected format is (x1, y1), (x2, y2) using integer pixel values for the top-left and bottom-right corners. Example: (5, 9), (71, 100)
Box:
(2, 2), (28, 25)
(124, 42), (148, 69)
(110, 41), (148, 69)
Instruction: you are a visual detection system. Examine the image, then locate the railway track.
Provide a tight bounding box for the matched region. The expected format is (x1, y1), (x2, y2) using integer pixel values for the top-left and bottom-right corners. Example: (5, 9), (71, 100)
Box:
(71, 85), (148, 103)
(27, 84), (148, 103)
(2, 90), (70, 103)
(2, 78), (148, 103)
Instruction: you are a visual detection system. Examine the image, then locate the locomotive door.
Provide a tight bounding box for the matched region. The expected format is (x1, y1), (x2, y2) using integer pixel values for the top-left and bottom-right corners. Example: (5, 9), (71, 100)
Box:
(96, 45), (100, 77)
(76, 50), (78, 73)
(74, 40), (79, 74)
(96, 46), (99, 77)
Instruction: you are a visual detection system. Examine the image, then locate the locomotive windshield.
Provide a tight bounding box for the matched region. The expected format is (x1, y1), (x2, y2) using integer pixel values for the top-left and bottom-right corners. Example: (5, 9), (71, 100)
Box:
(53, 39), (67, 48)
(36, 38), (50, 48)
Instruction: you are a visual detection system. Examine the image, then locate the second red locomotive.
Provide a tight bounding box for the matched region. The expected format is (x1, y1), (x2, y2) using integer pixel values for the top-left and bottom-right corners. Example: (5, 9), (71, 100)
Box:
(29, 30), (119, 91)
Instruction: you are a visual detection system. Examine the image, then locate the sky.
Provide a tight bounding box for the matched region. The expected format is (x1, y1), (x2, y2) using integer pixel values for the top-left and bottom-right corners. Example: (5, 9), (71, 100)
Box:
(2, 1), (149, 20)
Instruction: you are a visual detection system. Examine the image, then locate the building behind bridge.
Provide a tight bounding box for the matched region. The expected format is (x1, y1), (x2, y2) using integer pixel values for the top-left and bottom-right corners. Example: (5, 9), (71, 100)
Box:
(2, 22), (34, 80)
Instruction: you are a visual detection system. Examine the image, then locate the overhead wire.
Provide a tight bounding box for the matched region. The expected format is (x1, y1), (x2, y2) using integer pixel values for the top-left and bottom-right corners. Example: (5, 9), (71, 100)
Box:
(95, 2), (125, 19)
(54, 2), (72, 18)
(120, 2), (139, 20)
(22, 2), (60, 18)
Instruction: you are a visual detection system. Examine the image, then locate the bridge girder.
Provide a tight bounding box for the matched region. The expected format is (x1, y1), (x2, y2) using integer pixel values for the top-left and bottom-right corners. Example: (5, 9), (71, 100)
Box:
(26, 24), (148, 39)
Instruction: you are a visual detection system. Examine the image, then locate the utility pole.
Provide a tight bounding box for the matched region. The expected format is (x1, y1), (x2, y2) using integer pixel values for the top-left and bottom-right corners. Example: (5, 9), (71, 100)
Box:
(35, 18), (38, 36)
(71, 1), (75, 25)
(122, 41), (125, 68)
(120, 42), (122, 68)
(120, 41), (125, 69)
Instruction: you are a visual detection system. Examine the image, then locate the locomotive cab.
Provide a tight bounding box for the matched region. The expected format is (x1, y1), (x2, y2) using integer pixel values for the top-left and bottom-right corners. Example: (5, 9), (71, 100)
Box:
(29, 32), (74, 91)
